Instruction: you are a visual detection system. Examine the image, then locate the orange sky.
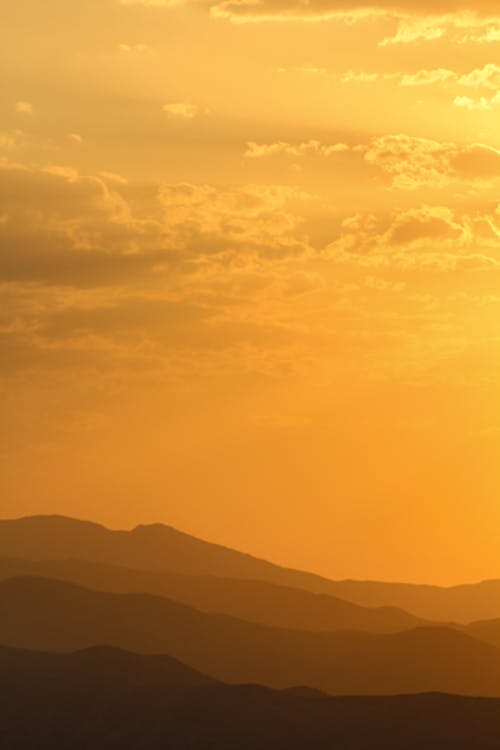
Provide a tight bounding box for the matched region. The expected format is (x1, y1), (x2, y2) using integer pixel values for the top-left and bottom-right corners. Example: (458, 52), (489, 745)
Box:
(2, 0), (500, 584)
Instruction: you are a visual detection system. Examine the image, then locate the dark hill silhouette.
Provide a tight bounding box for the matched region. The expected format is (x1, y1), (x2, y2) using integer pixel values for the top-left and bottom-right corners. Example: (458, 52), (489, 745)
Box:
(4, 515), (500, 623)
(464, 618), (500, 648)
(0, 643), (215, 693)
(323, 578), (500, 624)
(0, 556), (424, 634)
(3, 644), (500, 749)
(2, 575), (500, 697)
(0, 514), (337, 587)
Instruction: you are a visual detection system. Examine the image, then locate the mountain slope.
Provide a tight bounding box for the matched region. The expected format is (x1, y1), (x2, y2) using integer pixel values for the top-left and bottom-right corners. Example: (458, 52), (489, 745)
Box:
(0, 514), (336, 587)
(3, 515), (500, 624)
(0, 556), (424, 634)
(0, 643), (215, 693)
(464, 618), (500, 649)
(325, 579), (500, 624)
(3, 644), (500, 749)
(1, 575), (500, 697)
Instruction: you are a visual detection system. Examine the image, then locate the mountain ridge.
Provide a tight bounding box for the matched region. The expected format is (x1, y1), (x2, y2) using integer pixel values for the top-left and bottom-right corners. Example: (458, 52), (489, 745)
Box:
(0, 555), (425, 634)
(3, 643), (500, 749)
(4, 514), (500, 622)
(2, 574), (500, 697)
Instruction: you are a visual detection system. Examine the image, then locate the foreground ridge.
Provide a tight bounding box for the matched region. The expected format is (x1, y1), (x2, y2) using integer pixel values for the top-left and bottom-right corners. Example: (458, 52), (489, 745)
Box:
(1, 643), (500, 750)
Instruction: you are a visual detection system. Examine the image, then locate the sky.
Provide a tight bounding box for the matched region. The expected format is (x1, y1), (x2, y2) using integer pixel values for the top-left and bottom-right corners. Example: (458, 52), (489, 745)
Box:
(2, 0), (500, 584)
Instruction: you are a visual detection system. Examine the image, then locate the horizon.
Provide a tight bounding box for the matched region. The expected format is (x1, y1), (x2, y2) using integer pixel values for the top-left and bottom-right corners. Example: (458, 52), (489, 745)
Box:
(2, 512), (499, 588)
(3, 0), (500, 587)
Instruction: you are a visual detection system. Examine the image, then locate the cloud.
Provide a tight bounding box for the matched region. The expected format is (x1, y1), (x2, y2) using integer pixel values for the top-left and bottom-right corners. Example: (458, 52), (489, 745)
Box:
(118, 0), (182, 5)
(458, 63), (500, 88)
(0, 162), (322, 386)
(98, 171), (129, 185)
(333, 206), (468, 255)
(162, 102), (200, 119)
(245, 134), (500, 189)
(363, 135), (500, 188)
(277, 64), (327, 75)
(4, 161), (500, 398)
(454, 92), (500, 111)
(458, 25), (500, 42)
(326, 204), (500, 275)
(157, 182), (311, 257)
(0, 131), (25, 150)
(0, 163), (312, 288)
(15, 101), (33, 115)
(118, 43), (151, 53)
(208, 0), (500, 25)
(379, 16), (450, 45)
(399, 68), (456, 86)
(113, 0), (500, 50)
(341, 70), (379, 83)
(244, 140), (349, 158)
(338, 62), (500, 91)
(0, 163), (165, 286)
(384, 206), (466, 246)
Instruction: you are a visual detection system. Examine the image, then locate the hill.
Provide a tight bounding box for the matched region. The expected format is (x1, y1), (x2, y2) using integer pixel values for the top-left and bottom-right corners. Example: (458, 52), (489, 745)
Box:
(326, 579), (500, 624)
(0, 556), (423, 634)
(5, 514), (500, 624)
(464, 618), (500, 648)
(0, 514), (337, 588)
(2, 575), (500, 697)
(3, 644), (500, 749)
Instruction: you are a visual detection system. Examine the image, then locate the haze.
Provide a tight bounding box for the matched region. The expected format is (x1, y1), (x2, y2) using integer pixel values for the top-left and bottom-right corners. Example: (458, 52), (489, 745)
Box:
(2, 0), (500, 584)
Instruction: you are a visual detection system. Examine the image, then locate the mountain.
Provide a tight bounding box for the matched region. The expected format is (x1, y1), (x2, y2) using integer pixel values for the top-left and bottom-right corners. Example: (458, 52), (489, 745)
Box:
(324, 579), (500, 624)
(0, 642), (215, 693)
(0, 556), (424, 634)
(2, 575), (500, 697)
(464, 618), (500, 649)
(3, 515), (500, 624)
(0, 514), (340, 587)
(3, 644), (500, 749)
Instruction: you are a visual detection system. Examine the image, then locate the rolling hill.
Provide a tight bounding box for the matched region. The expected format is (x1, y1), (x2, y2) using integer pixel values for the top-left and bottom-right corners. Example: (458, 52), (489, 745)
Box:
(3, 515), (500, 624)
(324, 579), (500, 624)
(0, 514), (336, 587)
(1, 575), (500, 697)
(3, 644), (500, 749)
(0, 556), (424, 634)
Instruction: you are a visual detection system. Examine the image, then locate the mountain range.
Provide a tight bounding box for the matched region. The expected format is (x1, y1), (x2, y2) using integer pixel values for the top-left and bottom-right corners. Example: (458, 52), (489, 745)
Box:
(4, 514), (500, 747)
(0, 556), (424, 634)
(3, 514), (500, 622)
(3, 575), (500, 696)
(3, 643), (500, 749)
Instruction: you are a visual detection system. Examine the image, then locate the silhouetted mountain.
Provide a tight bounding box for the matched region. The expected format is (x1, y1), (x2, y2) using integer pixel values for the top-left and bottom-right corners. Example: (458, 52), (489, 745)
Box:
(2, 575), (500, 697)
(0, 643), (215, 693)
(7, 513), (499, 625)
(464, 618), (500, 648)
(3, 644), (500, 749)
(323, 579), (500, 624)
(2, 512), (403, 618)
(0, 556), (424, 634)
(0, 515), (339, 587)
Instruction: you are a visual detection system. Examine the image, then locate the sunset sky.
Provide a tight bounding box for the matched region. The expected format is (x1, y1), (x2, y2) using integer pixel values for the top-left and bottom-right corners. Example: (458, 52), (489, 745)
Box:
(3, 0), (500, 584)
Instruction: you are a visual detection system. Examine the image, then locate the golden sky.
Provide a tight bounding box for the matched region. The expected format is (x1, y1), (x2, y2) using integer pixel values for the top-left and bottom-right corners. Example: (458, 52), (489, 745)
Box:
(2, 0), (500, 584)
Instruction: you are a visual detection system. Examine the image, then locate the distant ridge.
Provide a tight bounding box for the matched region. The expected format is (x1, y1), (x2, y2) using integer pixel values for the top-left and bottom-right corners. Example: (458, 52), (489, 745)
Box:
(0, 642), (215, 692)
(319, 578), (500, 623)
(4, 644), (500, 749)
(3, 515), (500, 622)
(2, 575), (500, 697)
(0, 514), (340, 590)
(0, 556), (424, 634)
